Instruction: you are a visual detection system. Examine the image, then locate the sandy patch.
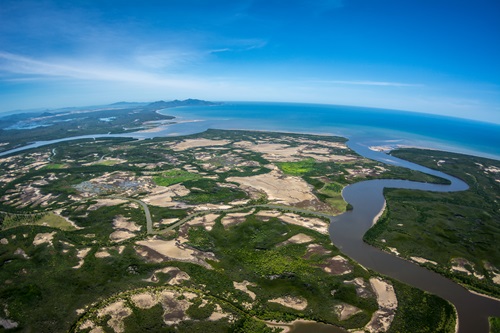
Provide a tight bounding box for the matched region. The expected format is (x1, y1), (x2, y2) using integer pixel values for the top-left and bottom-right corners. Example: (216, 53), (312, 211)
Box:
(269, 296), (308, 311)
(14, 248), (29, 259)
(344, 277), (372, 298)
(186, 213), (220, 231)
(484, 262), (500, 284)
(193, 203), (233, 211)
(109, 215), (141, 242)
(233, 280), (257, 300)
(98, 300), (132, 333)
(113, 215), (141, 232)
(228, 170), (319, 206)
(33, 231), (57, 246)
(256, 210), (282, 219)
(88, 199), (128, 210)
(411, 256), (437, 265)
(279, 213), (329, 235)
(0, 318), (18, 329)
(95, 249), (111, 258)
(144, 266), (191, 285)
(137, 238), (194, 259)
(234, 142), (305, 162)
(172, 139), (231, 151)
(221, 209), (255, 228)
(109, 230), (136, 242)
(280, 233), (314, 246)
(142, 184), (190, 207)
(302, 244), (332, 261)
(335, 303), (362, 320)
(364, 277), (398, 333)
(73, 248), (91, 269)
(159, 290), (193, 325)
(450, 258), (475, 276)
(135, 237), (214, 268)
(321, 255), (353, 275)
(131, 292), (158, 309)
(387, 247), (399, 256)
(207, 304), (230, 321)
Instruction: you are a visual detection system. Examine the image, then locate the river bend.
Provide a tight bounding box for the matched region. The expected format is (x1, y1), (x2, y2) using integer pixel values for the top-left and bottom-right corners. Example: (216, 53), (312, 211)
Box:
(326, 140), (500, 333)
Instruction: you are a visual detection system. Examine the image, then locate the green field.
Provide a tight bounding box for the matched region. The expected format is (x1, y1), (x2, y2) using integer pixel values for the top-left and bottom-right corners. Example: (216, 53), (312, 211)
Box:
(153, 169), (202, 186)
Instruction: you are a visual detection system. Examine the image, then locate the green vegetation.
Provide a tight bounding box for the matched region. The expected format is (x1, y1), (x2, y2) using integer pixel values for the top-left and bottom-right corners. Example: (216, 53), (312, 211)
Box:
(153, 169), (201, 186)
(389, 280), (456, 333)
(1, 212), (76, 231)
(365, 148), (500, 298)
(277, 158), (316, 176)
(179, 179), (247, 204)
(42, 163), (66, 169)
(0, 129), (464, 332)
(490, 317), (500, 333)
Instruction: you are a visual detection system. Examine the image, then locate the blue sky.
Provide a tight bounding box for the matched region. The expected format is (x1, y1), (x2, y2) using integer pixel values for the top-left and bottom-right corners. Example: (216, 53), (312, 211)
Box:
(0, 0), (499, 123)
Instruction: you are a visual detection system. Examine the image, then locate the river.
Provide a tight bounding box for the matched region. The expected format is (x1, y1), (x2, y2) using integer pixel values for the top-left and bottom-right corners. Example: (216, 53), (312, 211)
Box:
(1, 122), (499, 333)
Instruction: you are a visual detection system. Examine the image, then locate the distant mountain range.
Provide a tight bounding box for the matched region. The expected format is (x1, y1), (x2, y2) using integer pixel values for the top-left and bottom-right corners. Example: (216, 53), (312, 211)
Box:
(0, 99), (220, 119)
(146, 99), (220, 110)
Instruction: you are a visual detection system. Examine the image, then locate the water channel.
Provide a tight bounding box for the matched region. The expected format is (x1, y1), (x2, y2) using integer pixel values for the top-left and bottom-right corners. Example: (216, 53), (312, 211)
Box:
(1, 123), (499, 333)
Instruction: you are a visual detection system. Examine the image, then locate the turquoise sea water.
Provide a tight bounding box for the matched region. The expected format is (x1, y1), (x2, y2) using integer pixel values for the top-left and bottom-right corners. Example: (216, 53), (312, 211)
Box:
(160, 102), (500, 160)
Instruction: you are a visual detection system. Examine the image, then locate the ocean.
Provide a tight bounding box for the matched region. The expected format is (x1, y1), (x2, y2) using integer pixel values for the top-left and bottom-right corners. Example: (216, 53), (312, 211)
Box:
(159, 102), (500, 160)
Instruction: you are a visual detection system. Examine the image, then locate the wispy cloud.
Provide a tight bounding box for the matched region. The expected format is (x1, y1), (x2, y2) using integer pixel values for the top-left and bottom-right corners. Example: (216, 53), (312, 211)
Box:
(0, 51), (206, 89)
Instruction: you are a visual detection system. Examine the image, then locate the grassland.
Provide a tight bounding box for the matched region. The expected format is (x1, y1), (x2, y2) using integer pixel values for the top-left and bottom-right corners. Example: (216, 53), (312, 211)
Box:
(153, 169), (202, 186)
(490, 317), (500, 333)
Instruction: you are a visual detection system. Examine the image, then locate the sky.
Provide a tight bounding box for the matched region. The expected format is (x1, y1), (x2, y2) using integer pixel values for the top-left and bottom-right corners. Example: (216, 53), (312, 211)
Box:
(0, 0), (499, 123)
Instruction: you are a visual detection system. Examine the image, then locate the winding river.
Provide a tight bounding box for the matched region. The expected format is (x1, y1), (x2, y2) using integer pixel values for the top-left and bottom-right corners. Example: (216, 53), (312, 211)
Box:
(1, 123), (499, 332)
(321, 141), (500, 333)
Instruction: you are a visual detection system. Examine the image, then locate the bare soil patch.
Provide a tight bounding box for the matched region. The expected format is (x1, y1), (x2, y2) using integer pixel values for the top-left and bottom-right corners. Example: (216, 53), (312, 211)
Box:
(97, 300), (132, 333)
(135, 237), (214, 268)
(33, 231), (57, 246)
(279, 233), (314, 246)
(73, 247), (91, 269)
(221, 209), (255, 228)
(334, 302), (362, 320)
(364, 277), (398, 333)
(269, 296), (308, 310)
(228, 170), (318, 205)
(142, 184), (190, 207)
(233, 280), (257, 300)
(321, 255), (353, 275)
(279, 213), (329, 235)
(172, 139), (231, 151)
(186, 213), (220, 231)
(109, 215), (141, 242)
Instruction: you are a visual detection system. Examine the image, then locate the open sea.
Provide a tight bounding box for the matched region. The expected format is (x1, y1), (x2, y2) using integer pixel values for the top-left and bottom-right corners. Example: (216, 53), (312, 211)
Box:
(159, 102), (500, 160)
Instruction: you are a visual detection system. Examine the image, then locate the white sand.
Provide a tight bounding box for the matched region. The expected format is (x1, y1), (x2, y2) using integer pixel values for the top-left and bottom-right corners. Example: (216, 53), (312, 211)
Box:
(172, 139), (231, 151)
(73, 248), (91, 269)
(410, 256), (437, 265)
(233, 280), (257, 300)
(269, 296), (308, 310)
(228, 170), (317, 205)
(33, 232), (57, 246)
